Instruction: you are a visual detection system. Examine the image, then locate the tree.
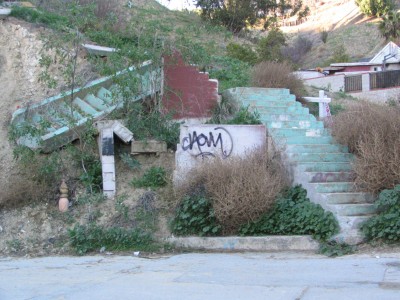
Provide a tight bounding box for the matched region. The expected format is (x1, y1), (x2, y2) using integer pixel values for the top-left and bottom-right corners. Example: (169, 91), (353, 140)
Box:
(256, 28), (286, 62)
(355, 0), (393, 17)
(194, 0), (304, 32)
(379, 11), (400, 40)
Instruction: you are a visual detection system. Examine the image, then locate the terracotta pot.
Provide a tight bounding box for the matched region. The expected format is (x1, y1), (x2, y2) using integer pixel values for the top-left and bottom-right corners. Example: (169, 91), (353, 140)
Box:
(59, 197), (69, 212)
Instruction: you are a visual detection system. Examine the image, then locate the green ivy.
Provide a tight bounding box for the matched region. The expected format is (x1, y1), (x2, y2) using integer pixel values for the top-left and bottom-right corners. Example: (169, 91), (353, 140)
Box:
(131, 167), (167, 189)
(239, 185), (340, 241)
(318, 241), (356, 257)
(171, 194), (221, 237)
(361, 185), (400, 242)
(68, 224), (155, 255)
(208, 56), (250, 92)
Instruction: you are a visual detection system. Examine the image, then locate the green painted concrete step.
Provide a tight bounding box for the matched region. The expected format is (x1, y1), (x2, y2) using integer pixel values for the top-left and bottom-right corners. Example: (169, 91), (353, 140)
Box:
(287, 152), (353, 162)
(296, 162), (353, 172)
(327, 203), (377, 216)
(322, 192), (375, 204)
(278, 135), (334, 145)
(97, 87), (113, 104)
(311, 182), (355, 193)
(229, 87), (290, 96)
(84, 94), (110, 111)
(242, 100), (303, 108)
(336, 216), (372, 231)
(267, 120), (324, 129)
(73, 97), (99, 116)
(260, 114), (317, 122)
(285, 144), (348, 153)
(269, 128), (327, 138)
(242, 96), (297, 105)
(257, 106), (309, 115)
(305, 171), (355, 183)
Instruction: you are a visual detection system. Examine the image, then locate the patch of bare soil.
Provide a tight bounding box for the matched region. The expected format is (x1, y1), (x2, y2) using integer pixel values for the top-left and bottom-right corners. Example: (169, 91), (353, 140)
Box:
(280, 0), (384, 68)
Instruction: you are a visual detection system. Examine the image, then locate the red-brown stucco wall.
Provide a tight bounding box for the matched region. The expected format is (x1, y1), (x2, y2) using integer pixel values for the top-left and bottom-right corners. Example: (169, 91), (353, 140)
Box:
(162, 54), (219, 119)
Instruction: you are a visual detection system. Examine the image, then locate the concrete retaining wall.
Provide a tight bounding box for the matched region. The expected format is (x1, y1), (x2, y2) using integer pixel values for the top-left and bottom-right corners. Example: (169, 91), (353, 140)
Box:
(174, 124), (266, 183)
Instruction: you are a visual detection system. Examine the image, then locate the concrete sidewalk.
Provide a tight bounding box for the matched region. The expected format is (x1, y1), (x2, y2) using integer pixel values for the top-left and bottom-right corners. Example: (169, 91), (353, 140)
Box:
(1, 252), (400, 299)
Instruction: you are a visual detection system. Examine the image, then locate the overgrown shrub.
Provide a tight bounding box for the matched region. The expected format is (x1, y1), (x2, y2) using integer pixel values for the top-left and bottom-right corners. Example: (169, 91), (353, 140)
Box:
(132, 166), (167, 189)
(208, 104), (261, 125)
(331, 102), (400, 193)
(226, 42), (258, 65)
(68, 224), (155, 255)
(171, 193), (222, 236)
(178, 148), (288, 233)
(256, 29), (286, 63)
(320, 29), (329, 43)
(208, 56), (251, 91)
(326, 44), (350, 64)
(355, 0), (393, 17)
(239, 185), (340, 241)
(126, 103), (180, 149)
(250, 61), (306, 99)
(361, 185), (400, 242)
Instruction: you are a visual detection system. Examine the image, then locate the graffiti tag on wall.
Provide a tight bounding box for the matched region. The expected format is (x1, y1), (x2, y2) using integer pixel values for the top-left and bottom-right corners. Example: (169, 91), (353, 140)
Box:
(181, 127), (233, 158)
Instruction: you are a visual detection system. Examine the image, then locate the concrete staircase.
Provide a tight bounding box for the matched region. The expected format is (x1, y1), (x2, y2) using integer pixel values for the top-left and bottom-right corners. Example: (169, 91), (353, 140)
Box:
(11, 61), (162, 152)
(223, 87), (376, 244)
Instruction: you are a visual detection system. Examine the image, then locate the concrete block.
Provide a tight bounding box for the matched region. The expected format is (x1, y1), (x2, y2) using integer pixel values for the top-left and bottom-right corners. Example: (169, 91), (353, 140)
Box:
(174, 124), (266, 184)
(166, 236), (319, 252)
(131, 140), (167, 154)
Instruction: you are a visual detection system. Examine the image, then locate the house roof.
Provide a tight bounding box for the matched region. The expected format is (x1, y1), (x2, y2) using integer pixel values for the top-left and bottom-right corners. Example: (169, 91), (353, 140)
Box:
(330, 42), (400, 67)
(369, 41), (400, 64)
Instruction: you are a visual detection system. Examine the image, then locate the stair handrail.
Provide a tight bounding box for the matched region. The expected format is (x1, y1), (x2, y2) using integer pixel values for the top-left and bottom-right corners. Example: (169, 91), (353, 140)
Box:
(303, 90), (331, 119)
(11, 60), (157, 122)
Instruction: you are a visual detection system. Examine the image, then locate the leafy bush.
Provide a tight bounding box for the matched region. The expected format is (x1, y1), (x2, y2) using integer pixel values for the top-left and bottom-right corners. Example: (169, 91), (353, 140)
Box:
(226, 42), (258, 65)
(68, 224), (155, 255)
(171, 193), (222, 236)
(361, 185), (400, 242)
(178, 148), (288, 233)
(256, 29), (286, 63)
(239, 185), (340, 241)
(320, 29), (329, 43)
(250, 61), (305, 99)
(379, 10), (400, 40)
(318, 241), (356, 257)
(125, 103), (180, 150)
(355, 0), (393, 17)
(208, 56), (251, 92)
(132, 167), (167, 189)
(331, 102), (400, 193)
(226, 105), (261, 125)
(326, 44), (350, 64)
(209, 104), (261, 125)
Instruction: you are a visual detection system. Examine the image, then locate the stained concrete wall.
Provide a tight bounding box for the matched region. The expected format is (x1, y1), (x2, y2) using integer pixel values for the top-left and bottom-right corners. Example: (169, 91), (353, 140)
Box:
(303, 74), (345, 92)
(163, 54), (219, 119)
(350, 86), (400, 103)
(174, 124), (266, 183)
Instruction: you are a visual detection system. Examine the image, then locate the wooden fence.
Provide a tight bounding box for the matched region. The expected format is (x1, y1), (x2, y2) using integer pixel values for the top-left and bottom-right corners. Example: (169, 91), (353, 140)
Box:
(344, 74), (362, 92)
(370, 70), (400, 89)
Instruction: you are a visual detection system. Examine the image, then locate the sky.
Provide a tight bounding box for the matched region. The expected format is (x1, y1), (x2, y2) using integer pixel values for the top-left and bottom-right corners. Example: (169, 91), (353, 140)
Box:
(156, 0), (196, 10)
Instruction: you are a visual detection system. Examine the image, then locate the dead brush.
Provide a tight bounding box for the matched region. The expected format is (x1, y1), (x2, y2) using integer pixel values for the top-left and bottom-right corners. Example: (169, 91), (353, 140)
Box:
(177, 147), (289, 234)
(331, 101), (400, 194)
(250, 61), (305, 99)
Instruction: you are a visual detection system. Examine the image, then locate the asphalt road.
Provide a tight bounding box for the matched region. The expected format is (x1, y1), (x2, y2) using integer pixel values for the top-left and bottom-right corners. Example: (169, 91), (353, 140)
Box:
(1, 252), (400, 299)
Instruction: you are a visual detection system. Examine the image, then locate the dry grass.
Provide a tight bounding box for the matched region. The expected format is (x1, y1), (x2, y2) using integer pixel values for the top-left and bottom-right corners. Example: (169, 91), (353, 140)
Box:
(331, 102), (400, 194)
(250, 61), (306, 99)
(177, 147), (289, 233)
